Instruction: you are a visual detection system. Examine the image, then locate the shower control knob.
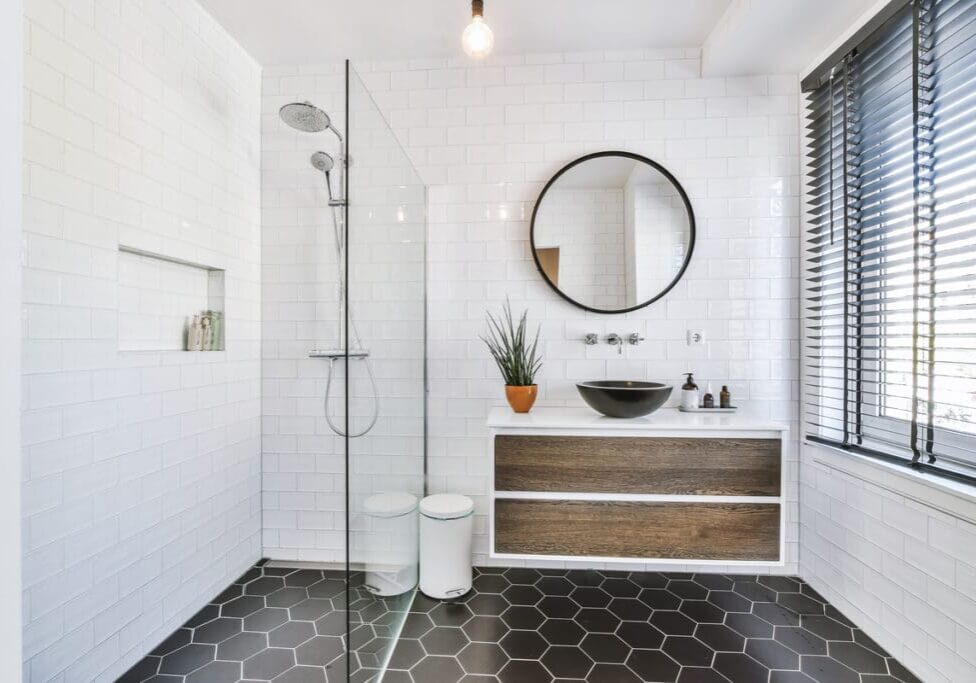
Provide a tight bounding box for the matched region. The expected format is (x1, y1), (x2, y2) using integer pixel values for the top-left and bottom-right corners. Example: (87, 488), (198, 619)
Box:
(584, 333), (599, 345)
(628, 333), (645, 345)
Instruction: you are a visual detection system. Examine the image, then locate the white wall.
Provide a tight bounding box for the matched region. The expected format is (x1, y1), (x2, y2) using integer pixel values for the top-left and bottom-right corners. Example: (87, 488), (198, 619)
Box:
(1, 0), (24, 679)
(21, 1), (263, 680)
(262, 50), (802, 574)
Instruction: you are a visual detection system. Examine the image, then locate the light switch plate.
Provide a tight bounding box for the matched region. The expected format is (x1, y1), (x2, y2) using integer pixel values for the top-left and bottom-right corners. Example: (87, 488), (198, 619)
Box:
(687, 329), (705, 346)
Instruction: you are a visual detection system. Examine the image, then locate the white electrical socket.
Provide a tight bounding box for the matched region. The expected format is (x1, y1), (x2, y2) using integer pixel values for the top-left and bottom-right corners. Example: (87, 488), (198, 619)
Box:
(687, 329), (705, 346)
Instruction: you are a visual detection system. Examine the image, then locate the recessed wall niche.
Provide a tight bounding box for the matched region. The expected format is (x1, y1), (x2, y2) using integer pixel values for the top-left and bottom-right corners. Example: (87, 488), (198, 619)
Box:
(117, 246), (225, 352)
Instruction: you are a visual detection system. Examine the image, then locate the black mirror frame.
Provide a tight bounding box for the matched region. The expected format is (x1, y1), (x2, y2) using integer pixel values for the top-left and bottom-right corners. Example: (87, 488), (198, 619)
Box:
(529, 150), (696, 315)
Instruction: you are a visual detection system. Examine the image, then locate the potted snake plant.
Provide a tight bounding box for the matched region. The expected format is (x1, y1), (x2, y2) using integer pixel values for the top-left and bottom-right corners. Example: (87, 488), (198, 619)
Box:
(481, 300), (543, 413)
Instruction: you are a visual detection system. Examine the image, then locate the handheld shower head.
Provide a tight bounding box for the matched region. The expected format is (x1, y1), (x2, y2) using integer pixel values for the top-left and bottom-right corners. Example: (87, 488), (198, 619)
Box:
(310, 151), (334, 173)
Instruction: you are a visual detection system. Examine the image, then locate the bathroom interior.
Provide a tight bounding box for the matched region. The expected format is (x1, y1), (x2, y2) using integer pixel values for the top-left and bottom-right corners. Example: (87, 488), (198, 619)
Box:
(3, 0), (976, 681)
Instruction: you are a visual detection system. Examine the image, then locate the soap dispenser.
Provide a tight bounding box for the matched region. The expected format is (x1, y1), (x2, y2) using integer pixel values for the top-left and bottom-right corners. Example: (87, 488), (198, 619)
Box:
(680, 373), (699, 410)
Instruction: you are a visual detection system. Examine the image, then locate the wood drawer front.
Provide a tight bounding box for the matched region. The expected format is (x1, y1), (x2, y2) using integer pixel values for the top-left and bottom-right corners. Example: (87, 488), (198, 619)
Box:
(495, 499), (780, 561)
(494, 435), (780, 496)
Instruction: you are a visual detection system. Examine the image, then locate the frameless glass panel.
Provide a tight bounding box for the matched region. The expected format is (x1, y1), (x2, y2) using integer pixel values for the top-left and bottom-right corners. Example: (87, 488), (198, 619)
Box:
(344, 61), (427, 680)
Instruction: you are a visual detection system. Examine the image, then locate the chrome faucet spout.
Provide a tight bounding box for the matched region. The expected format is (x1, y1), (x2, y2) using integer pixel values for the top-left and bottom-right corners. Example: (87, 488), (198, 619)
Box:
(607, 333), (623, 355)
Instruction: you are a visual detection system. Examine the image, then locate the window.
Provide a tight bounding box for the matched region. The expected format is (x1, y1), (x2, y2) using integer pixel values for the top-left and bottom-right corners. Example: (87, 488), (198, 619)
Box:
(804, 0), (976, 482)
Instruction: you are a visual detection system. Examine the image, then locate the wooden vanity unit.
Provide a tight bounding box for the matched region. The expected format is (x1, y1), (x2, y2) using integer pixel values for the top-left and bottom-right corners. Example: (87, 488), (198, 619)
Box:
(487, 407), (788, 566)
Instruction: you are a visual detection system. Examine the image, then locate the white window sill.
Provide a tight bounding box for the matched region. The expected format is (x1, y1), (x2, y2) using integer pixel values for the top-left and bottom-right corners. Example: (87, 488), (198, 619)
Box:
(804, 439), (976, 523)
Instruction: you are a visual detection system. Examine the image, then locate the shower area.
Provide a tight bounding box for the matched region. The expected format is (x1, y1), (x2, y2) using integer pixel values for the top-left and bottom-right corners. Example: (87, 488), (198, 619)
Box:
(122, 63), (426, 682)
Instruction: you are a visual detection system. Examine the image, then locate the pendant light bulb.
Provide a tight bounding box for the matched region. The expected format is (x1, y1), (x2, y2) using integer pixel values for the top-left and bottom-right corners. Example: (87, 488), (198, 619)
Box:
(462, 0), (494, 59)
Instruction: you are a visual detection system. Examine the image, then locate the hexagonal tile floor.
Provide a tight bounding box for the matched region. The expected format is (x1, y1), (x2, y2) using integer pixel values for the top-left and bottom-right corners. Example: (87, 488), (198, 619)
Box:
(118, 563), (922, 683)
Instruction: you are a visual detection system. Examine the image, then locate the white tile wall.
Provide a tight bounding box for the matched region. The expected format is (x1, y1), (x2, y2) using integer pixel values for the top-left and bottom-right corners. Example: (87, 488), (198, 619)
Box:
(800, 444), (976, 683)
(261, 51), (802, 574)
(22, 0), (262, 680)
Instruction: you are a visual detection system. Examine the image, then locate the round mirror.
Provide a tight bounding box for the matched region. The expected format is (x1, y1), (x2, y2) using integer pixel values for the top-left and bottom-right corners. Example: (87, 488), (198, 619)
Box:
(530, 151), (695, 313)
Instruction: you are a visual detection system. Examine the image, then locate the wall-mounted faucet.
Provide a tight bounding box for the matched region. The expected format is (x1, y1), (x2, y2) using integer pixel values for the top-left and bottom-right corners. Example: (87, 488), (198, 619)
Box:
(607, 333), (623, 354)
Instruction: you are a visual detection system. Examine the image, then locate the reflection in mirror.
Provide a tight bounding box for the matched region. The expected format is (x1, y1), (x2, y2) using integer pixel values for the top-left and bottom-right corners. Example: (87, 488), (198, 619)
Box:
(531, 153), (694, 313)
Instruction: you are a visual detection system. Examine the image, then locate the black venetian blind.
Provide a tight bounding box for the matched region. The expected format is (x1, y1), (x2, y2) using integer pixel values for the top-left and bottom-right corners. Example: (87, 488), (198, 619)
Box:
(804, 0), (976, 481)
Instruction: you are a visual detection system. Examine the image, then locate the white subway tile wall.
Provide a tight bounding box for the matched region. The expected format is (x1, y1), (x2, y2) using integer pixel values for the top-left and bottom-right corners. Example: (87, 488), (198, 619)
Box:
(261, 52), (802, 574)
(21, 0), (262, 680)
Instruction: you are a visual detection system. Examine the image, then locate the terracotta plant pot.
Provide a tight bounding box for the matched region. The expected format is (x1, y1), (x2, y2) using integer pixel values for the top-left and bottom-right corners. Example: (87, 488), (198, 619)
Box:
(505, 385), (538, 413)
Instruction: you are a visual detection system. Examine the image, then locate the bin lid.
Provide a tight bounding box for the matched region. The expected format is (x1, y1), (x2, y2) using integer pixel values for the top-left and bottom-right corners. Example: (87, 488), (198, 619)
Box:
(363, 492), (418, 518)
(420, 493), (474, 520)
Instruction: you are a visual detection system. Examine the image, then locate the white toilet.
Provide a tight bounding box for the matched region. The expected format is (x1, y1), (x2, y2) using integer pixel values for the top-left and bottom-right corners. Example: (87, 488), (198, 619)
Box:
(419, 493), (474, 600)
(362, 492), (419, 596)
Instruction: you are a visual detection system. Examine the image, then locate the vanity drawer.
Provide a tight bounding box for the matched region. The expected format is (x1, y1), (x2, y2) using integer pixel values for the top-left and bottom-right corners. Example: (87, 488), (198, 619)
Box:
(495, 499), (780, 561)
(494, 435), (781, 496)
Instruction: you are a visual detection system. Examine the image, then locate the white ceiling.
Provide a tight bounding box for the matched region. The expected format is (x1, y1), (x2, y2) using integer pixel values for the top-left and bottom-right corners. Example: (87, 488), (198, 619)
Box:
(197, 0), (882, 77)
(197, 0), (731, 66)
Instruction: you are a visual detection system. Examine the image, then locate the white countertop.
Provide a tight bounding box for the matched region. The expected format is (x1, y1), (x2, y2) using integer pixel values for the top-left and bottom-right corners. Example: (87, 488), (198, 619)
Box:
(486, 406), (788, 433)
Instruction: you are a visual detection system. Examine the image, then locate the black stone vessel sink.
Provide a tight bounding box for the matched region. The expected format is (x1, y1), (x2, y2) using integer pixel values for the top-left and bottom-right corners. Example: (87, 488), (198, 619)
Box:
(577, 381), (673, 418)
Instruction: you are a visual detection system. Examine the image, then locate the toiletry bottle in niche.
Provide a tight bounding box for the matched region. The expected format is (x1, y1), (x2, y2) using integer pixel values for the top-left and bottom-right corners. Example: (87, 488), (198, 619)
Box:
(680, 373), (699, 410)
(720, 385), (731, 409)
(201, 313), (213, 351)
(703, 383), (714, 409)
(188, 315), (203, 351)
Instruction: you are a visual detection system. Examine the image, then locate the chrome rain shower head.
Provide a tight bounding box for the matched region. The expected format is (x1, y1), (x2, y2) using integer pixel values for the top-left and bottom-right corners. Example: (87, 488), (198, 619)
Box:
(279, 101), (331, 133)
(310, 151), (334, 173)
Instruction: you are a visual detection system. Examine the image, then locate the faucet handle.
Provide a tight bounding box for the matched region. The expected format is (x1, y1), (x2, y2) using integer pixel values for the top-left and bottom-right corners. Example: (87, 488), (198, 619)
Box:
(584, 333), (599, 345)
(628, 333), (645, 345)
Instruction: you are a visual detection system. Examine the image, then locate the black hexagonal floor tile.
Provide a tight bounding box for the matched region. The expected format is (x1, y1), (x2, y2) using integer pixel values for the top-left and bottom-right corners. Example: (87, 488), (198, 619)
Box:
(412, 655), (466, 683)
(421, 626), (469, 655)
(602, 578), (641, 598)
(466, 592), (509, 616)
(539, 618), (586, 646)
(539, 595), (580, 619)
(504, 568), (542, 585)
(580, 633), (629, 663)
(692, 574), (734, 591)
(193, 617), (242, 644)
(269, 620), (316, 648)
(746, 637), (800, 669)
(458, 641), (508, 675)
(185, 660), (240, 683)
(463, 615), (508, 643)
(536, 576), (575, 596)
(504, 584), (544, 606)
(499, 629), (548, 659)
(501, 605), (545, 630)
(629, 571), (668, 589)
(732, 581), (777, 603)
(607, 597), (652, 621)
(430, 602), (474, 627)
(617, 620), (665, 649)
(625, 649), (680, 682)
(267, 586), (312, 608)
(679, 600), (725, 624)
(677, 667), (731, 682)
(213, 584), (243, 604)
(499, 659), (553, 683)
(184, 605), (220, 629)
(775, 626), (827, 655)
(713, 651), (770, 683)
(800, 615), (853, 642)
(244, 607), (290, 632)
(274, 665), (328, 683)
(541, 645), (594, 678)
(725, 612), (774, 639)
(314, 610), (346, 636)
(663, 635), (715, 667)
(243, 647), (295, 679)
(572, 586), (612, 608)
(650, 611), (697, 636)
(222, 595), (265, 618)
(667, 580), (708, 600)
(639, 588), (682, 610)
(151, 629), (192, 656)
(159, 644), (216, 675)
(472, 573), (510, 594)
(759, 576), (802, 593)
(694, 623), (745, 652)
(801, 655), (861, 683)
(566, 569), (604, 587)
(295, 635), (345, 666)
(828, 641), (889, 674)
(707, 590), (752, 613)
(214, 635), (267, 669)
(778, 592), (825, 616)
(283, 569), (324, 587)
(753, 601), (801, 627)
(575, 608), (621, 633)
(388, 638), (425, 670)
(246, 576), (285, 595)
